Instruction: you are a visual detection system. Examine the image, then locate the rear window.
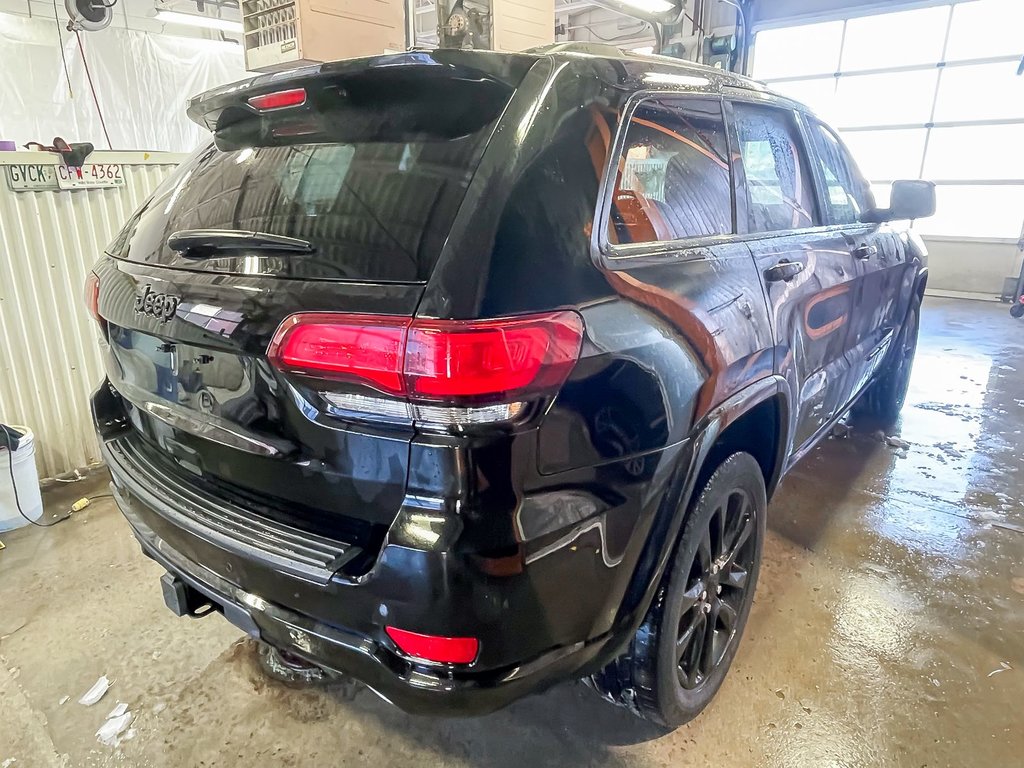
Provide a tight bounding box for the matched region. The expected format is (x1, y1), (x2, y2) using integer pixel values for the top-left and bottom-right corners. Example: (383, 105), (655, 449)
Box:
(108, 73), (520, 282)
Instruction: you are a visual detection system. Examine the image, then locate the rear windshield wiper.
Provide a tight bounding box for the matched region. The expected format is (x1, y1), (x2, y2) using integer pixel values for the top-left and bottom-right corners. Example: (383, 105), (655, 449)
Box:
(167, 229), (314, 257)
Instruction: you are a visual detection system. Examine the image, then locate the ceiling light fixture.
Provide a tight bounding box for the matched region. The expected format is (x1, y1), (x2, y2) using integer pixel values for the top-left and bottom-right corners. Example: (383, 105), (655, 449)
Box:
(154, 10), (243, 33)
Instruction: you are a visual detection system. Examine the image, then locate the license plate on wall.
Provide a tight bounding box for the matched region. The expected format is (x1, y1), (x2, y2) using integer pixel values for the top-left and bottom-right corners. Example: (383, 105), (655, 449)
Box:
(5, 163), (125, 191)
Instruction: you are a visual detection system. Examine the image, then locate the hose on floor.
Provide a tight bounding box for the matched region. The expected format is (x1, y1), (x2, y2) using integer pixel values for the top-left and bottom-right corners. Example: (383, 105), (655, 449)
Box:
(2, 427), (70, 528)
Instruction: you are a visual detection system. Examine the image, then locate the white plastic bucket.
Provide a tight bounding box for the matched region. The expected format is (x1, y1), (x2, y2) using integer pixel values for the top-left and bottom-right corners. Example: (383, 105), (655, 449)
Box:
(0, 426), (44, 531)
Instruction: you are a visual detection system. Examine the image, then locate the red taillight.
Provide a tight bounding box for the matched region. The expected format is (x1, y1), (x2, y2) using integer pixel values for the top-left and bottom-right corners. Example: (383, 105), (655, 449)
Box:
(405, 315), (583, 399)
(247, 88), (306, 111)
(268, 311), (584, 403)
(84, 272), (101, 325)
(385, 627), (479, 665)
(267, 314), (409, 395)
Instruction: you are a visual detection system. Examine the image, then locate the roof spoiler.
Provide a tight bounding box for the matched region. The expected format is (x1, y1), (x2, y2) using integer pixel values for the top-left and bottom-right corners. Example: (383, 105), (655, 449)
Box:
(186, 50), (538, 134)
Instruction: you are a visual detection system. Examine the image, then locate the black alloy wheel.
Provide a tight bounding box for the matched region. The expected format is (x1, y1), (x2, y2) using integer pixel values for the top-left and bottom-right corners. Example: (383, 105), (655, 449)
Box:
(587, 452), (766, 728)
(675, 488), (757, 690)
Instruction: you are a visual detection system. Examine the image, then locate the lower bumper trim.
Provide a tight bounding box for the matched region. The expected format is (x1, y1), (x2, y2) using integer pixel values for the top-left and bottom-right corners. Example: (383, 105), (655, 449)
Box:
(119, 492), (614, 716)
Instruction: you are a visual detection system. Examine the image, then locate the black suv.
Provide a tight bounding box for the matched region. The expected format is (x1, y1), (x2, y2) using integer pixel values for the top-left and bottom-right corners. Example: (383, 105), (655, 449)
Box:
(88, 45), (934, 727)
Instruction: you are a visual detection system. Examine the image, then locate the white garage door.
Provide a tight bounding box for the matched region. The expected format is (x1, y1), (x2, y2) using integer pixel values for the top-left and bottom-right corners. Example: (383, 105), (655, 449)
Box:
(751, 0), (1024, 298)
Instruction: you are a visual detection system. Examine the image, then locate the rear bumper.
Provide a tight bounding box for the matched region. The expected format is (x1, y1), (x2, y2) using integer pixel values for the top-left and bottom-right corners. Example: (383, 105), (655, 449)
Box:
(116, 489), (612, 716)
(93, 378), (686, 716)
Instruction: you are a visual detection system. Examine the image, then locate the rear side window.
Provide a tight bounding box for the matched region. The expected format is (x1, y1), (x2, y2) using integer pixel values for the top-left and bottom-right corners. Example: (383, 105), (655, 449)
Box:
(807, 120), (875, 225)
(608, 98), (732, 246)
(108, 74), (519, 282)
(732, 103), (818, 233)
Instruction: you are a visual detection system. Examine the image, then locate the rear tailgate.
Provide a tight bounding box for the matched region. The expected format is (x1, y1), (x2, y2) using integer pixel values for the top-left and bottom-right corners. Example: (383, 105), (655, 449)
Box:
(95, 51), (536, 553)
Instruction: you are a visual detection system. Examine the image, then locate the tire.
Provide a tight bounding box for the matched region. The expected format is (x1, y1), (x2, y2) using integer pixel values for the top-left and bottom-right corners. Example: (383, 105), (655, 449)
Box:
(1011, 303), (1024, 319)
(852, 300), (920, 427)
(588, 452), (767, 728)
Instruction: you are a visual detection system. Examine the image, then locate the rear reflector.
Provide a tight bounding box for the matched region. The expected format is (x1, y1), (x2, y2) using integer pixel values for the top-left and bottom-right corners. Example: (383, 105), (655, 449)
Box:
(84, 272), (101, 325)
(268, 311), (584, 404)
(385, 627), (479, 665)
(323, 392), (526, 425)
(247, 88), (307, 111)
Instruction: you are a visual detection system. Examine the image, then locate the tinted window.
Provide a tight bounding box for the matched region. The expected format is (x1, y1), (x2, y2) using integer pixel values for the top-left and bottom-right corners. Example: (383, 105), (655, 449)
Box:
(808, 120), (874, 225)
(107, 74), (518, 282)
(732, 103), (818, 233)
(608, 98), (732, 246)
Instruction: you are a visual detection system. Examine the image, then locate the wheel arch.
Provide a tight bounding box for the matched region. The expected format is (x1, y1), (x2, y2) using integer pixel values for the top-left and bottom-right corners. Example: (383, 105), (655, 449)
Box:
(598, 375), (792, 667)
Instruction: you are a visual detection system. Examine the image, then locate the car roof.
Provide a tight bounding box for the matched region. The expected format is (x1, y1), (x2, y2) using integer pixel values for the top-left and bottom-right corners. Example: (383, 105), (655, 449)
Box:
(530, 42), (764, 90)
(540, 43), (821, 121)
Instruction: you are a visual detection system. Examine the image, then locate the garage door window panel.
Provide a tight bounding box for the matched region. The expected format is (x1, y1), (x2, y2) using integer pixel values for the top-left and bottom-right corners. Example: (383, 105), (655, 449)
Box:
(945, 0), (1024, 61)
(770, 78), (839, 126)
(834, 70), (939, 129)
(933, 62), (1024, 123)
(914, 185), (1024, 239)
(840, 6), (950, 72)
(607, 98), (733, 247)
(924, 124), (1024, 181)
(841, 129), (927, 182)
(750, 21), (844, 80)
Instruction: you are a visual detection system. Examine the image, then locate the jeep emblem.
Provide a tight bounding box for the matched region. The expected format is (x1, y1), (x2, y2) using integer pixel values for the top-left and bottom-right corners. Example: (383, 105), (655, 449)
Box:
(133, 285), (180, 323)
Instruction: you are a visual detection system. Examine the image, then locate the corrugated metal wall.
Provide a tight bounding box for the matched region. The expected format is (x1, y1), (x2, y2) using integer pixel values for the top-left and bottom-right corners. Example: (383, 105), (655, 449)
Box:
(0, 151), (186, 478)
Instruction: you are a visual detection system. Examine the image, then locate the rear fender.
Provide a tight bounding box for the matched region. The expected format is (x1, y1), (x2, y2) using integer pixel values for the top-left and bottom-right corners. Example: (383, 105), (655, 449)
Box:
(596, 375), (792, 663)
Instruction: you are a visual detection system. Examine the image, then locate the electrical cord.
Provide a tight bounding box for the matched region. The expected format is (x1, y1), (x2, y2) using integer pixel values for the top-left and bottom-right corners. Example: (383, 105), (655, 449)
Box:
(1, 428), (70, 528)
(74, 30), (113, 150)
(576, 23), (648, 43)
(51, 0), (73, 98)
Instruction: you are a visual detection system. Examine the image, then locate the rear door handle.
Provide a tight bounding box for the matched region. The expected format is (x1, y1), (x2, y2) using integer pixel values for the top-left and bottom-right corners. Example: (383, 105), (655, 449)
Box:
(853, 244), (878, 260)
(764, 259), (805, 283)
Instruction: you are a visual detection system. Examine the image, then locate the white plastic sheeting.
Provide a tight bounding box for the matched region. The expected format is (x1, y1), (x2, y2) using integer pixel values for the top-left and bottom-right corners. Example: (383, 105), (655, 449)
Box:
(0, 150), (185, 478)
(0, 13), (246, 152)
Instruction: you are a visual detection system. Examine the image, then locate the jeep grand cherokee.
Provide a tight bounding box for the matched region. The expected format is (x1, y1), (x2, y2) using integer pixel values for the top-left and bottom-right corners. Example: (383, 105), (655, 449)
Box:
(88, 45), (934, 727)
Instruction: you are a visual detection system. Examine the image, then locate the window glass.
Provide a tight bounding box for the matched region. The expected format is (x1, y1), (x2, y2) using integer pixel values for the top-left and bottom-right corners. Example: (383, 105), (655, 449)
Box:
(924, 124), (1024, 181)
(732, 103), (818, 233)
(840, 6), (949, 72)
(109, 72), (521, 282)
(914, 184), (1024, 239)
(834, 69), (939, 128)
(752, 21), (844, 79)
(933, 62), (1024, 122)
(808, 121), (874, 225)
(946, 0), (1024, 61)
(840, 128), (927, 181)
(608, 98), (732, 246)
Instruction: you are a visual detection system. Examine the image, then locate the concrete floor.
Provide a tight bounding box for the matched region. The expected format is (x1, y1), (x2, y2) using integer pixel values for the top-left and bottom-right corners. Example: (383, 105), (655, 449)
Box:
(2, 296), (1022, 767)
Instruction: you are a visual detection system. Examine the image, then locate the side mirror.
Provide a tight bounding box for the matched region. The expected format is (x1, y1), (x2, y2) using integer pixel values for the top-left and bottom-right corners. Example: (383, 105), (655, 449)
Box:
(869, 180), (936, 222)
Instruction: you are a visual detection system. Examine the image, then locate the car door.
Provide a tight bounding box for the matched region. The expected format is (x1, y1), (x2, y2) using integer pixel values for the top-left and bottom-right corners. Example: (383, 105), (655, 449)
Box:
(804, 117), (901, 403)
(727, 98), (860, 455)
(595, 94), (775, 429)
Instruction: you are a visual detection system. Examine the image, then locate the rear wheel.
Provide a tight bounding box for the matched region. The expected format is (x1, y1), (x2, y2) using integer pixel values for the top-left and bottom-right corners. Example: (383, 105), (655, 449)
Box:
(852, 300), (920, 427)
(588, 452), (766, 728)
